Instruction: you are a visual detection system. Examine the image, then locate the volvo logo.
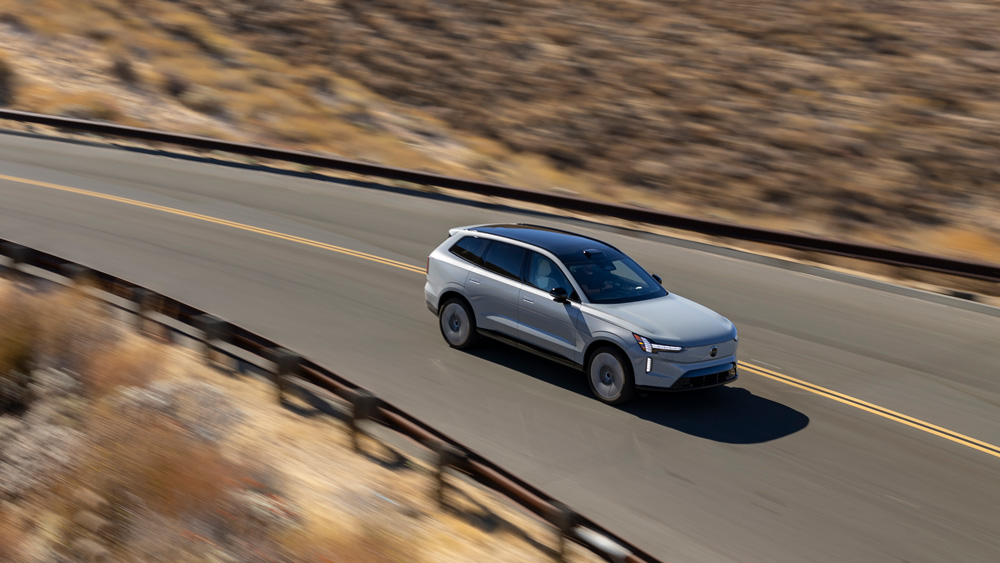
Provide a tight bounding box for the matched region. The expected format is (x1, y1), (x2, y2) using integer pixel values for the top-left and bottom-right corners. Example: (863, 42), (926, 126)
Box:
(710, 346), (718, 358)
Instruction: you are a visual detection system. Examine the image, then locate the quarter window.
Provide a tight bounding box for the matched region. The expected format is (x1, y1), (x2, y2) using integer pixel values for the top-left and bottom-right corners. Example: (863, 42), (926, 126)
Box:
(481, 241), (527, 280)
(449, 236), (489, 266)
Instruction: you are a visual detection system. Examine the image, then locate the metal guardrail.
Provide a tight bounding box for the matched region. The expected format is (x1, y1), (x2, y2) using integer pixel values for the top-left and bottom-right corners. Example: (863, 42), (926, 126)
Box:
(0, 239), (656, 563)
(1, 108), (998, 283)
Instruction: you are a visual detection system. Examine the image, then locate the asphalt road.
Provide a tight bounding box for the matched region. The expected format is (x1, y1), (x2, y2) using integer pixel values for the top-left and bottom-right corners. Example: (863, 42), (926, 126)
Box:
(2, 131), (999, 562)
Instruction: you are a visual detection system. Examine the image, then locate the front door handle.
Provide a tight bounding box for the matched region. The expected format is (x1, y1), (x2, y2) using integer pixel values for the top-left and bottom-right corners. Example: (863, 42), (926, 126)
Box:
(522, 297), (534, 304)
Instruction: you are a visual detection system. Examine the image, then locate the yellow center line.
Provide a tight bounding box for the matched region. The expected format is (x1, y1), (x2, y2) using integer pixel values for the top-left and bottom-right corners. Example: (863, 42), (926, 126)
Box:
(740, 362), (1000, 459)
(0, 173), (427, 274)
(4, 172), (998, 460)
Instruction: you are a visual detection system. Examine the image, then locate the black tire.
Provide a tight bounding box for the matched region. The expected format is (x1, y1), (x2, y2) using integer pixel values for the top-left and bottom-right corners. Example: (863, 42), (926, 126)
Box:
(438, 298), (478, 349)
(586, 346), (636, 405)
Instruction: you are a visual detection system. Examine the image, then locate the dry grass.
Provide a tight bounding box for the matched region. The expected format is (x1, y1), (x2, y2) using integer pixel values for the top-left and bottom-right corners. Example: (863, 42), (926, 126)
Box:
(0, 286), (38, 376)
(151, 9), (241, 59)
(33, 286), (108, 370)
(0, 285), (167, 403)
(178, 84), (226, 116)
(78, 336), (165, 399)
(0, 513), (26, 562)
(283, 522), (416, 563)
(82, 404), (234, 519)
(0, 277), (599, 562)
(260, 115), (333, 144)
(0, 50), (14, 106)
(35, 91), (124, 121)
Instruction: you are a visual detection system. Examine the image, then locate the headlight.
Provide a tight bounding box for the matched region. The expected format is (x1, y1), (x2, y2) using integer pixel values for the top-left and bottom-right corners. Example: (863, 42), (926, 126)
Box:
(632, 333), (683, 353)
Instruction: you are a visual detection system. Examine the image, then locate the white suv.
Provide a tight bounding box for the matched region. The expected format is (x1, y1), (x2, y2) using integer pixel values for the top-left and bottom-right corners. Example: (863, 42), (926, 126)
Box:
(425, 224), (738, 404)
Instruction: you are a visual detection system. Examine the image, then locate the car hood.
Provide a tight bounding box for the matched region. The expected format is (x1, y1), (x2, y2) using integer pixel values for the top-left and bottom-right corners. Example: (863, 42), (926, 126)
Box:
(589, 293), (736, 346)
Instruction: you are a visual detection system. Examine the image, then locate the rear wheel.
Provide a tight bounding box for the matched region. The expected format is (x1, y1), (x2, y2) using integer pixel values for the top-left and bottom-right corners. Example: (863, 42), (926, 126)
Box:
(439, 298), (478, 349)
(587, 346), (636, 405)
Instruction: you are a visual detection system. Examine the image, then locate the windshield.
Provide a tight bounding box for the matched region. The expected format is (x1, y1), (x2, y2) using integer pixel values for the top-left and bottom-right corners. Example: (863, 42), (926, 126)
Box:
(565, 253), (667, 304)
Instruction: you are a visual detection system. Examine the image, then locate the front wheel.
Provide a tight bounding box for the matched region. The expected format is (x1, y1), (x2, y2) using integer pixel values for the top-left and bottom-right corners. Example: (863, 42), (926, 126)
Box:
(586, 347), (636, 405)
(439, 298), (478, 349)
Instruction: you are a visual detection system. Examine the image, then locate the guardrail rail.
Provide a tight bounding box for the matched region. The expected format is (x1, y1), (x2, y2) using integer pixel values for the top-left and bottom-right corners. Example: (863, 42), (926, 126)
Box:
(1, 239), (658, 563)
(1, 109), (998, 283)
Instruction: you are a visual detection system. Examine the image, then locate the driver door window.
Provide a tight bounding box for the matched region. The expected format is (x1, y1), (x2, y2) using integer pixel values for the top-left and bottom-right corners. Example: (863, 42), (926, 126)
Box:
(526, 253), (572, 293)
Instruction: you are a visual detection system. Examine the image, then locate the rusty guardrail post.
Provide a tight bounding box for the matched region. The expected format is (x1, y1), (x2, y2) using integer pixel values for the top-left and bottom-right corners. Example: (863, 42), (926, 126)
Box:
(427, 439), (467, 508)
(547, 501), (580, 562)
(61, 263), (93, 288)
(271, 348), (300, 404)
(194, 314), (228, 367)
(0, 242), (30, 281)
(130, 287), (157, 336)
(347, 389), (379, 453)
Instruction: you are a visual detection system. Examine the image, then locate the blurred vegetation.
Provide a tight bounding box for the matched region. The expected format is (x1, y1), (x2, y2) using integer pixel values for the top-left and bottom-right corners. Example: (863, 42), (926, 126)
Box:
(0, 0), (997, 260)
(0, 282), (583, 562)
(0, 513), (26, 562)
(0, 50), (14, 106)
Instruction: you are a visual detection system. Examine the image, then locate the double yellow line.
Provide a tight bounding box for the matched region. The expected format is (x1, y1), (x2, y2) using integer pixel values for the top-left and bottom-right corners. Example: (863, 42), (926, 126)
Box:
(740, 362), (1000, 459)
(2, 171), (998, 460)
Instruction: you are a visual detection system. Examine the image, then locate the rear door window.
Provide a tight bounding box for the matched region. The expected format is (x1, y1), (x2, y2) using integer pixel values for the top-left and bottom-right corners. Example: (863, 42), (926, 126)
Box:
(481, 241), (527, 281)
(449, 236), (490, 266)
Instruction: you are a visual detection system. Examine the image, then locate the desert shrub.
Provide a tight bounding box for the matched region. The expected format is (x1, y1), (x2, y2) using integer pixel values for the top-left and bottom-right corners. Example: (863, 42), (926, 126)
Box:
(179, 85), (227, 116)
(34, 287), (113, 373)
(52, 96), (122, 121)
(0, 54), (14, 106)
(215, 70), (253, 92)
(77, 337), (164, 399)
(0, 298), (37, 375)
(262, 116), (330, 144)
(84, 403), (234, 521)
(156, 11), (234, 59)
(0, 291), (40, 412)
(66, 385), (284, 560)
(250, 70), (281, 88)
(81, 381), (244, 514)
(111, 55), (140, 85)
(162, 71), (190, 97)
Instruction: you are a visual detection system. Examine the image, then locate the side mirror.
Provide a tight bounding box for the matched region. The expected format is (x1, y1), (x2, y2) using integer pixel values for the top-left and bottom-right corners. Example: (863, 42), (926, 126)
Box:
(652, 274), (662, 284)
(550, 287), (569, 303)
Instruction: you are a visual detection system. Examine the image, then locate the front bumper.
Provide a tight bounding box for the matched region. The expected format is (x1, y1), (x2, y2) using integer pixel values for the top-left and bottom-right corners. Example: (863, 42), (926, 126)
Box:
(663, 366), (737, 391)
(633, 352), (738, 391)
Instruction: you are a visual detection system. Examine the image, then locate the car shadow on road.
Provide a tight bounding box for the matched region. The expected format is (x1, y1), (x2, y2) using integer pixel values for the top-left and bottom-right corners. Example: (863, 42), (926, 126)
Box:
(622, 387), (809, 444)
(467, 339), (809, 444)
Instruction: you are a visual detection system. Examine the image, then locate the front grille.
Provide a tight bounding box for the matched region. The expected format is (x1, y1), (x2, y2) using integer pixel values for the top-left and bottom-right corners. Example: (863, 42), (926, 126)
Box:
(671, 368), (735, 390)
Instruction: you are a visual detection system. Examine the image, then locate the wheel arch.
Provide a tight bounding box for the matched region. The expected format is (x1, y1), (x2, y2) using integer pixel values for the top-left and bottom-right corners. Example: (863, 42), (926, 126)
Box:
(583, 337), (631, 370)
(438, 290), (471, 311)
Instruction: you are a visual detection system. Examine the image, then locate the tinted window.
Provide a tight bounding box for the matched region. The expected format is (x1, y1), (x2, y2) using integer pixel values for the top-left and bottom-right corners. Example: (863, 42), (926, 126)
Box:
(481, 241), (527, 280)
(565, 252), (666, 304)
(449, 236), (490, 266)
(526, 253), (573, 293)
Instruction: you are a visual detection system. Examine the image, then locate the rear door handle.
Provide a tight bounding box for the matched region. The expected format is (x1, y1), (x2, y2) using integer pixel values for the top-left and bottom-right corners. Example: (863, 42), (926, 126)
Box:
(522, 297), (534, 304)
(469, 278), (481, 284)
